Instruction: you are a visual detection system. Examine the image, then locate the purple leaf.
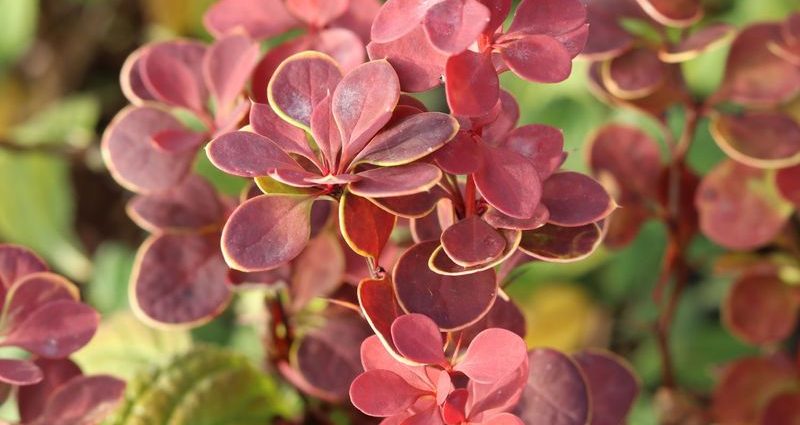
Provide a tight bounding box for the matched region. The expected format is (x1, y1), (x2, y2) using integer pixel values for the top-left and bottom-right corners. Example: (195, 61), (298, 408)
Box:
(18, 358), (82, 423)
(508, 0), (586, 36)
(250, 101), (316, 160)
(0, 244), (47, 292)
(390, 314), (446, 365)
(542, 172), (615, 227)
(349, 163), (442, 198)
(441, 216), (506, 267)
(127, 175), (226, 232)
(132, 233), (232, 326)
(515, 349), (589, 425)
(102, 106), (196, 193)
(2, 300), (98, 358)
(353, 112), (458, 166)
(393, 241), (497, 331)
(501, 124), (564, 180)
(1, 272), (78, 333)
(290, 233), (345, 312)
(574, 350), (640, 425)
(0, 359), (42, 386)
(31, 375), (125, 425)
(140, 41), (207, 112)
(518, 223), (603, 262)
(206, 131), (305, 178)
(222, 195), (314, 271)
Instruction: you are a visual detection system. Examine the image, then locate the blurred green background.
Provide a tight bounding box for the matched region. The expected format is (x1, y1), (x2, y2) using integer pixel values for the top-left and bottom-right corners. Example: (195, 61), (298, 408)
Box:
(0, 0), (797, 423)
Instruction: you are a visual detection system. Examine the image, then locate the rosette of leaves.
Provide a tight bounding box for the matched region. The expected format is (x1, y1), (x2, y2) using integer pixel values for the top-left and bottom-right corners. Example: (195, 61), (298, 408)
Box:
(582, 0), (734, 118)
(367, 0), (588, 116)
(103, 345), (302, 424)
(206, 51), (459, 272)
(384, 89), (614, 331)
(0, 245), (125, 424)
(104, 33), (261, 194)
(204, 0), (381, 101)
(349, 313), (640, 425)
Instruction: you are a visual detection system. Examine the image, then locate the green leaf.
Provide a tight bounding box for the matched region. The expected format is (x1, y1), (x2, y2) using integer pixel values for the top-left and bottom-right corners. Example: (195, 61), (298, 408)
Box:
(87, 242), (135, 314)
(0, 151), (90, 280)
(10, 95), (101, 149)
(73, 311), (192, 382)
(103, 345), (302, 424)
(0, 0), (37, 66)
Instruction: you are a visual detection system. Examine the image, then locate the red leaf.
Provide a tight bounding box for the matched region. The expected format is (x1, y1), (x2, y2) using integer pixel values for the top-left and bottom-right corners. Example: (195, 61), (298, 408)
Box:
(441, 216), (506, 267)
(102, 106), (196, 193)
(350, 370), (425, 417)
(659, 23), (735, 63)
(206, 131), (305, 178)
(454, 328), (527, 383)
(483, 204), (549, 230)
(474, 145), (541, 219)
(776, 164), (800, 208)
(481, 90), (520, 144)
(711, 111), (800, 169)
(353, 112), (458, 166)
(335, 61), (401, 166)
(2, 300), (98, 358)
(203, 0), (297, 39)
(127, 175), (225, 232)
(696, 160), (791, 250)
(309, 28), (366, 73)
(222, 195), (314, 271)
(393, 241), (497, 331)
(459, 297), (526, 347)
(18, 358), (82, 423)
(371, 0), (427, 43)
(370, 188), (445, 218)
(501, 124), (565, 180)
(500, 35), (572, 83)
(203, 33), (260, 113)
(573, 350), (640, 425)
(760, 391), (800, 425)
(515, 349), (589, 425)
(367, 26), (448, 93)
(723, 270), (799, 345)
(150, 128), (206, 154)
(0, 244), (47, 293)
(349, 163), (442, 198)
(542, 172), (615, 227)
(442, 388), (469, 423)
(423, 0), (490, 54)
(268, 52), (343, 128)
(602, 47), (666, 99)
(1, 272), (78, 333)
(0, 359), (42, 386)
(390, 314), (446, 365)
(588, 124), (662, 199)
(581, 0), (640, 60)
(435, 130), (483, 175)
(446, 50), (499, 117)
(32, 375), (125, 425)
(429, 229), (520, 275)
(358, 279), (405, 354)
(340, 192), (396, 259)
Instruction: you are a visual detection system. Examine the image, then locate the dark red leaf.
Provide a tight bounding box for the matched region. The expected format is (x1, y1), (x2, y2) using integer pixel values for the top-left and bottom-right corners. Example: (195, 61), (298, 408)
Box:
(759, 391), (800, 425)
(31, 375), (125, 425)
(602, 47), (666, 99)
(358, 278), (404, 354)
(434, 131), (483, 175)
(710, 112), (800, 169)
(501, 124), (565, 180)
(353, 112), (458, 166)
(542, 172), (615, 226)
(393, 241), (497, 331)
(370, 188), (445, 218)
(508, 0), (587, 37)
(519, 223), (603, 262)
(18, 358), (82, 423)
(340, 191), (396, 259)
(290, 233), (345, 311)
(349, 163), (442, 198)
(474, 145), (541, 219)
(483, 204), (549, 230)
(441, 216), (506, 267)
(515, 349), (589, 425)
(446, 50), (499, 117)
(723, 270), (799, 345)
(573, 350), (640, 425)
(501, 35), (573, 83)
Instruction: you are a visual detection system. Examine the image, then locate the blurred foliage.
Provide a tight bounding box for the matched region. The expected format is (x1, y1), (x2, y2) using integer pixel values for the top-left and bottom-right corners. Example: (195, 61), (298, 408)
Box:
(0, 0), (796, 423)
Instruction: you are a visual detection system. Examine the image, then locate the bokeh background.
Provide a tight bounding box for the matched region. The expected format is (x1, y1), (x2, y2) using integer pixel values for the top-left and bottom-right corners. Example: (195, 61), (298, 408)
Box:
(0, 0), (797, 422)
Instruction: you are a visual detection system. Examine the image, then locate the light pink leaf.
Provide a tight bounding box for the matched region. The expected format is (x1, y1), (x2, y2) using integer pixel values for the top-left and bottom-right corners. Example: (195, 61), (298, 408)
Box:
(455, 328), (526, 383)
(268, 52), (343, 128)
(367, 26), (448, 93)
(140, 41), (207, 112)
(203, 33), (260, 112)
(350, 370), (425, 417)
(371, 0), (427, 43)
(390, 314), (446, 365)
(203, 0), (298, 39)
(286, 0), (349, 27)
(206, 131), (304, 178)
